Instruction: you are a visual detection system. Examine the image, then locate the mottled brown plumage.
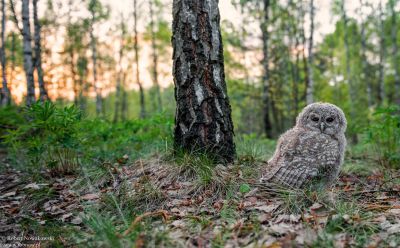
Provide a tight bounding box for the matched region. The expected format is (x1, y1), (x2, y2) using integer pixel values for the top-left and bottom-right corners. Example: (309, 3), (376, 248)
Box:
(260, 102), (347, 189)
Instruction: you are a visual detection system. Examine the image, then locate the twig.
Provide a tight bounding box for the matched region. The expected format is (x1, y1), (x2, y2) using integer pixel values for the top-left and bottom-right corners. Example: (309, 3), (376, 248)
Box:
(121, 210), (169, 237)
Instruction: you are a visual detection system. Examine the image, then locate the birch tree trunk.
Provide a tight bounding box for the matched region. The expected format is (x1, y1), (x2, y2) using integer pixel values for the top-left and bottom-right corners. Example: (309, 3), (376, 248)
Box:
(114, 20), (125, 123)
(306, 0), (314, 105)
(33, 0), (48, 102)
(133, 0), (145, 119)
(261, 0), (273, 139)
(89, 4), (102, 116)
(377, 0), (385, 105)
(149, 0), (162, 112)
(22, 0), (35, 105)
(359, 0), (372, 107)
(0, 0), (10, 106)
(341, 0), (357, 143)
(389, 0), (400, 104)
(172, 0), (236, 163)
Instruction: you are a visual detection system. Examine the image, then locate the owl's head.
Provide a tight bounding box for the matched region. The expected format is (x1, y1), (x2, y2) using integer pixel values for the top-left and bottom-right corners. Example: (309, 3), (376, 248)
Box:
(296, 102), (347, 135)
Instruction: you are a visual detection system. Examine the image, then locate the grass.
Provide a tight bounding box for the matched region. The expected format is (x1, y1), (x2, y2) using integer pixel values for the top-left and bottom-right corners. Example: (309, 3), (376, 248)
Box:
(1, 103), (399, 247)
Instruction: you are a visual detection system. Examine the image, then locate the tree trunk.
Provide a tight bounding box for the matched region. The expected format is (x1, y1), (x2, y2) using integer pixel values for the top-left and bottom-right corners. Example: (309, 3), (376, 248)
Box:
(22, 0), (35, 106)
(377, 0), (385, 105)
(0, 0), (10, 106)
(149, 0), (162, 112)
(89, 5), (102, 116)
(306, 0), (314, 105)
(33, 0), (49, 102)
(261, 0), (273, 139)
(133, 0), (145, 119)
(389, 0), (400, 105)
(172, 0), (236, 163)
(341, 0), (357, 143)
(359, 0), (372, 107)
(114, 21), (125, 123)
(121, 71), (128, 121)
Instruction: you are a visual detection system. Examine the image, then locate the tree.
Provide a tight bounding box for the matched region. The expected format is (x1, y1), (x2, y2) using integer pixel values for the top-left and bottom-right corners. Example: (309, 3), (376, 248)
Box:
(377, 0), (385, 105)
(21, 0), (35, 105)
(0, 0), (10, 105)
(133, 0), (146, 119)
(114, 18), (126, 123)
(340, 0), (357, 143)
(149, 0), (162, 112)
(88, 0), (109, 116)
(389, 0), (400, 104)
(306, 0), (315, 105)
(261, 0), (273, 138)
(172, 0), (236, 163)
(33, 0), (49, 102)
(359, 0), (372, 107)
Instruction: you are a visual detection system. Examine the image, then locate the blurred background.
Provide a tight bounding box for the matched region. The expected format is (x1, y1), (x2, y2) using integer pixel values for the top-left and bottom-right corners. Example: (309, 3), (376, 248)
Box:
(0, 0), (399, 167)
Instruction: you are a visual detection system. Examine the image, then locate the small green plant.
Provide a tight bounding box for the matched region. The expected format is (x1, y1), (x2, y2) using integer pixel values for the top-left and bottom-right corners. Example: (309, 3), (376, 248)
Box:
(3, 101), (82, 173)
(364, 105), (400, 168)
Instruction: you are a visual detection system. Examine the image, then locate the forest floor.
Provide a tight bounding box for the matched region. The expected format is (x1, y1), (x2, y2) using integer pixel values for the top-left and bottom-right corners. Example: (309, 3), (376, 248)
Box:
(1, 149), (400, 248)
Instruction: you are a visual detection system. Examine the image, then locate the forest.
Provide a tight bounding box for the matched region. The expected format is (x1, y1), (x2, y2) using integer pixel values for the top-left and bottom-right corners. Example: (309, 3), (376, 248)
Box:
(0, 0), (399, 247)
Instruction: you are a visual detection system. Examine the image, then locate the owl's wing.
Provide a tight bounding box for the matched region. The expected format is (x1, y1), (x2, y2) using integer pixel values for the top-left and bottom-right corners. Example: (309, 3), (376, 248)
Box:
(261, 128), (304, 185)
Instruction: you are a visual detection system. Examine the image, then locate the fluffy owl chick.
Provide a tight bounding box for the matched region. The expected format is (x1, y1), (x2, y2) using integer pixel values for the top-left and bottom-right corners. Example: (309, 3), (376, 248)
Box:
(260, 102), (347, 189)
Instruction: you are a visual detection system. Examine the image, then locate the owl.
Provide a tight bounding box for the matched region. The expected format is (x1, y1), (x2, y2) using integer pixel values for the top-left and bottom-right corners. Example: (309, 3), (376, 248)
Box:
(260, 102), (347, 189)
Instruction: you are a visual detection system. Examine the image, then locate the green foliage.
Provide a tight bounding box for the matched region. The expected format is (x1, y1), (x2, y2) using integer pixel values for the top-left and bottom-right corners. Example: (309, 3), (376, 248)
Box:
(363, 105), (400, 168)
(1, 102), (173, 173)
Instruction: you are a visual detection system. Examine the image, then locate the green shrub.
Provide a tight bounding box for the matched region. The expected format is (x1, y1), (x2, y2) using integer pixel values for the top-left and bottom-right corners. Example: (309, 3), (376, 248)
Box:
(364, 105), (400, 168)
(3, 101), (82, 173)
(1, 102), (173, 173)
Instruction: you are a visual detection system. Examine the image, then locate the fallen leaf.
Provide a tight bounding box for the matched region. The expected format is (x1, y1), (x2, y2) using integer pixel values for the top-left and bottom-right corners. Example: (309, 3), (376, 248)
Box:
(254, 204), (280, 213)
(81, 193), (99, 200)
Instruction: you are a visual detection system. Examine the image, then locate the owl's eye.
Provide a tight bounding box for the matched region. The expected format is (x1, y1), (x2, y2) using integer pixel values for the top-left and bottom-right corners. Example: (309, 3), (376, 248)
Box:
(311, 116), (319, 122)
(326, 117), (335, 123)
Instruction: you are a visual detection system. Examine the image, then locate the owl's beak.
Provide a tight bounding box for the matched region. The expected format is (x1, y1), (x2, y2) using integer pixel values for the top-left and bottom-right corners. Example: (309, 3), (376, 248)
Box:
(320, 122), (325, 132)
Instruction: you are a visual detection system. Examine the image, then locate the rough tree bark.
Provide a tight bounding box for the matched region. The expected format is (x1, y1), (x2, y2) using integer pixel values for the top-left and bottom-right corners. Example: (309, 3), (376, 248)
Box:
(33, 0), (49, 102)
(133, 0), (145, 119)
(341, 0), (357, 143)
(0, 0), (10, 105)
(149, 0), (162, 112)
(261, 0), (273, 139)
(306, 0), (314, 105)
(377, 0), (385, 105)
(389, 0), (400, 104)
(89, 1), (103, 116)
(21, 0), (35, 105)
(172, 0), (236, 163)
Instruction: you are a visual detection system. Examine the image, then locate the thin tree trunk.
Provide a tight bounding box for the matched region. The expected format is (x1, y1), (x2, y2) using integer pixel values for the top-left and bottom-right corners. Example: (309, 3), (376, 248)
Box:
(149, 0), (162, 112)
(389, 0), (400, 104)
(299, 4), (309, 103)
(33, 0), (48, 102)
(172, 0), (236, 163)
(133, 0), (145, 119)
(9, 33), (16, 90)
(378, 0), (385, 105)
(261, 0), (273, 139)
(121, 71), (128, 121)
(0, 0), (10, 106)
(341, 0), (357, 143)
(114, 20), (125, 123)
(22, 0), (35, 106)
(359, 0), (372, 107)
(306, 0), (314, 105)
(89, 5), (102, 116)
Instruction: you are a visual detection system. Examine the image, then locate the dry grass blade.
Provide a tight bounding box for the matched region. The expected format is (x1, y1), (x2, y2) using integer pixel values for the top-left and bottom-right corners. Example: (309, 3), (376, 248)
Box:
(121, 210), (170, 237)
